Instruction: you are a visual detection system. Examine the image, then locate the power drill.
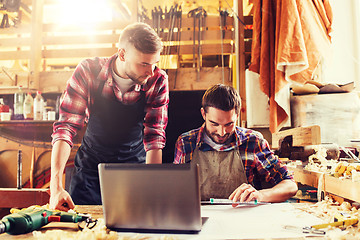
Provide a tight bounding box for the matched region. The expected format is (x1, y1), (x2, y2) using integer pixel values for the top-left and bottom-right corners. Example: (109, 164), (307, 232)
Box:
(0, 205), (90, 235)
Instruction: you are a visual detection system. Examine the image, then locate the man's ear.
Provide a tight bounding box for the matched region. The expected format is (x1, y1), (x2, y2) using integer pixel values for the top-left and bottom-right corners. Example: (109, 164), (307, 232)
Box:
(118, 48), (125, 61)
(200, 107), (206, 121)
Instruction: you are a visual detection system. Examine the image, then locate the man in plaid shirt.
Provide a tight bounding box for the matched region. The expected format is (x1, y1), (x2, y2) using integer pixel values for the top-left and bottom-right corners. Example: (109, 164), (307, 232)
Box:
(174, 84), (297, 204)
(50, 23), (169, 210)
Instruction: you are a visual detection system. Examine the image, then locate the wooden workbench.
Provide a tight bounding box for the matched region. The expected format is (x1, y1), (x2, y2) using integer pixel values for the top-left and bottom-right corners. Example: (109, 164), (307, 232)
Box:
(0, 203), (341, 239)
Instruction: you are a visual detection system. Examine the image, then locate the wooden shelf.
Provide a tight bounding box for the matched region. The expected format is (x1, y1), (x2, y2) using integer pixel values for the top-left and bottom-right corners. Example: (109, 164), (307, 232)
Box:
(288, 166), (360, 203)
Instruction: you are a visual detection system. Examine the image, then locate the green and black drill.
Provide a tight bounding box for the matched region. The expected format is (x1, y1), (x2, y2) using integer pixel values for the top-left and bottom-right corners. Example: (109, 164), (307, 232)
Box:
(0, 205), (92, 235)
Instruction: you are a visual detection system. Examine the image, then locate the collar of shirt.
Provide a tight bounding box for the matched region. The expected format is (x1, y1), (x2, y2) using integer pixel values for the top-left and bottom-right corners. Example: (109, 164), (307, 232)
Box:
(101, 54), (160, 94)
(196, 124), (243, 152)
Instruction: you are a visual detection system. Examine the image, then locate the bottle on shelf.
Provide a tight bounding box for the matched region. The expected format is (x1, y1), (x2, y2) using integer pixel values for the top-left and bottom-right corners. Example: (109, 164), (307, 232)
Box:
(14, 86), (25, 120)
(33, 91), (44, 121)
(0, 98), (11, 121)
(23, 92), (34, 120)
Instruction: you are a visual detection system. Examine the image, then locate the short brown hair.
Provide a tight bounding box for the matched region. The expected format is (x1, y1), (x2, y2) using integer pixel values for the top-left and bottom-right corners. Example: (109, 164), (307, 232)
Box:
(202, 84), (241, 115)
(119, 22), (162, 54)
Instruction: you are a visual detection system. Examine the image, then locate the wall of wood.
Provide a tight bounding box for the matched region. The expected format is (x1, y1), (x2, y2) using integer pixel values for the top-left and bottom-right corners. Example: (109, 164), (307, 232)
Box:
(0, 0), (253, 93)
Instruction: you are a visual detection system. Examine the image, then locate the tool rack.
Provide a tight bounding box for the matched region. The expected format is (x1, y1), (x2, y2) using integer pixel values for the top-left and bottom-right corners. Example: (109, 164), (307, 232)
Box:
(0, 0), (253, 92)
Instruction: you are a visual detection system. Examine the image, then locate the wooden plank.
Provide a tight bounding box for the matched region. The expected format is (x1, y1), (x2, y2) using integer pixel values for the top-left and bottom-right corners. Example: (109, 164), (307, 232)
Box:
(42, 47), (118, 59)
(272, 125), (321, 149)
(288, 166), (360, 203)
(168, 67), (232, 91)
(41, 30), (234, 46)
(234, 0), (246, 126)
(0, 188), (50, 208)
(39, 71), (72, 92)
(0, 25), (31, 35)
(42, 34), (119, 45)
(324, 174), (360, 203)
(288, 166), (320, 188)
(0, 37), (31, 48)
(42, 21), (131, 33)
(29, 0), (44, 89)
(42, 44), (234, 59)
(0, 50), (30, 60)
(38, 68), (232, 92)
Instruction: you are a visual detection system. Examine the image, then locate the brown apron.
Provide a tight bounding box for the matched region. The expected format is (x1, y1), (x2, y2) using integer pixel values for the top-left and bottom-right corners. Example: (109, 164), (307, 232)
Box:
(191, 145), (248, 200)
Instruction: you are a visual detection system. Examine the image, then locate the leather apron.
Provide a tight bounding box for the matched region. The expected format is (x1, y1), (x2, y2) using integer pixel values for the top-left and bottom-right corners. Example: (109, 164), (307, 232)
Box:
(69, 81), (146, 205)
(191, 145), (248, 200)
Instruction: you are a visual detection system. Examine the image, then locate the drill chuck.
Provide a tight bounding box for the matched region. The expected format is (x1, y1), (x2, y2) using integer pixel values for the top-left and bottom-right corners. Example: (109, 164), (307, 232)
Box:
(0, 221), (5, 234)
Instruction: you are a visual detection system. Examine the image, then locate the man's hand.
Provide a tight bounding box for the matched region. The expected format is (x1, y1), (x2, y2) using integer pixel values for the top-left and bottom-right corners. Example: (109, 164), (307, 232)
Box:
(229, 183), (262, 207)
(49, 188), (75, 211)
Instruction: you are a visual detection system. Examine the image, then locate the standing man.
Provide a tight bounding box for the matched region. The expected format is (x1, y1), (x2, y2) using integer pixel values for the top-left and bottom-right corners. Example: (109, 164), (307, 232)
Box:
(174, 84), (297, 204)
(50, 22), (169, 210)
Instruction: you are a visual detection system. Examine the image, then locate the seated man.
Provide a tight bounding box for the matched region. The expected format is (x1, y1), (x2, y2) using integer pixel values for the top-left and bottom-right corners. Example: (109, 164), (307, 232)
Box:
(173, 84), (297, 204)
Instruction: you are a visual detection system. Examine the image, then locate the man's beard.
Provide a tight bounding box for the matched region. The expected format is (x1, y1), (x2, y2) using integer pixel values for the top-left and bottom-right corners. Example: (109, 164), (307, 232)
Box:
(205, 128), (231, 144)
(125, 71), (148, 85)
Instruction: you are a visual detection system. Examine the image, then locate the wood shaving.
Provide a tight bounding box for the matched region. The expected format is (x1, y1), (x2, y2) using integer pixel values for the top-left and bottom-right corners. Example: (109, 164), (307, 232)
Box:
(295, 197), (360, 239)
(33, 218), (179, 240)
(296, 146), (360, 182)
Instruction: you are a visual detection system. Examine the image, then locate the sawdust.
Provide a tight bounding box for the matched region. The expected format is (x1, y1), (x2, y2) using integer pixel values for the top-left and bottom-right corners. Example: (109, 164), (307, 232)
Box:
(295, 197), (360, 239)
(33, 218), (179, 240)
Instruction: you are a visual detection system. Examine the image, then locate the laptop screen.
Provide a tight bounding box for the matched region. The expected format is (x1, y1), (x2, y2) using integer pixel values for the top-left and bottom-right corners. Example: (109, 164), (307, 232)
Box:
(98, 163), (202, 233)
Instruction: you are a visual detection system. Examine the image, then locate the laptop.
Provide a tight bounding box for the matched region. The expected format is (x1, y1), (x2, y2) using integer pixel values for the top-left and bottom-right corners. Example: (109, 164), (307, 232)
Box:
(98, 163), (202, 233)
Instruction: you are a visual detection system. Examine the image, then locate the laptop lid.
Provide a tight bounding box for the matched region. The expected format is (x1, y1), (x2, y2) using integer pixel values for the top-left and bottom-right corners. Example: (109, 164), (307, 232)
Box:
(98, 163), (202, 233)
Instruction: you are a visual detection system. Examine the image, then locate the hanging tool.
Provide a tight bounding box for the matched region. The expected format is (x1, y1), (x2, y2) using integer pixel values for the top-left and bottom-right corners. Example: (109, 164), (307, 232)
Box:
(0, 14), (10, 28)
(219, 7), (225, 83)
(164, 5), (177, 70)
(196, 8), (207, 81)
(187, 7), (203, 69)
(173, 5), (182, 89)
(17, 150), (22, 190)
(340, 146), (360, 163)
(152, 8), (157, 32)
(157, 6), (163, 36)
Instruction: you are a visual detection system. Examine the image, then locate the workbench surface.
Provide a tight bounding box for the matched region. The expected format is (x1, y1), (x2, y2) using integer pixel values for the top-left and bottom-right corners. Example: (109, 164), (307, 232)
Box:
(0, 203), (340, 240)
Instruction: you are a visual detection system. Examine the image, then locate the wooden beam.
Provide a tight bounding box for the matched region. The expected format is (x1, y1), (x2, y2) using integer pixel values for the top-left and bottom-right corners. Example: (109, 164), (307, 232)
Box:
(41, 44), (234, 59)
(38, 68), (232, 92)
(0, 24), (31, 35)
(0, 188), (49, 208)
(42, 21), (132, 33)
(29, 0), (44, 90)
(234, 0), (246, 126)
(0, 50), (30, 60)
(42, 34), (119, 45)
(168, 67), (232, 91)
(272, 125), (321, 149)
(0, 37), (31, 48)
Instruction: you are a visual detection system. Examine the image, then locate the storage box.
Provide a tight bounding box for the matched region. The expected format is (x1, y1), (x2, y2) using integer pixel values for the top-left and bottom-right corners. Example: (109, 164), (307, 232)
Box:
(290, 92), (360, 146)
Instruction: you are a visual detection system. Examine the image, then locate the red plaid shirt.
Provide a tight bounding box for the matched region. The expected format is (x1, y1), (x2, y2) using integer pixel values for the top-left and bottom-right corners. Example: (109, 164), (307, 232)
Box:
(52, 54), (169, 151)
(174, 124), (293, 189)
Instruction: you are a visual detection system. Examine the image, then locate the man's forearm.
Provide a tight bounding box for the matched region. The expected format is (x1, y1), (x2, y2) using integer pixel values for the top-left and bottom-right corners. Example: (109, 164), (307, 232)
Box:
(259, 179), (298, 203)
(146, 149), (162, 164)
(50, 140), (72, 192)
